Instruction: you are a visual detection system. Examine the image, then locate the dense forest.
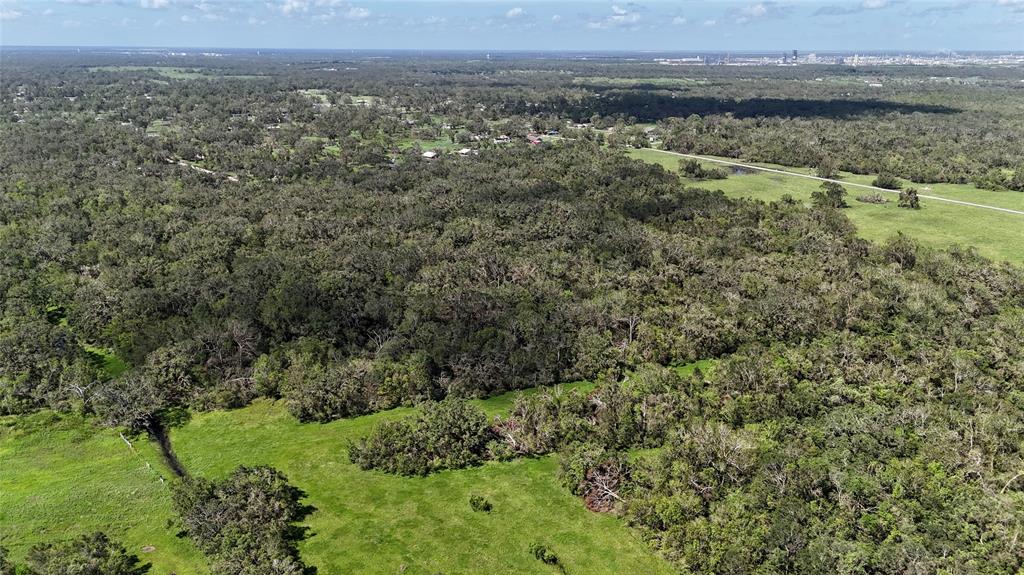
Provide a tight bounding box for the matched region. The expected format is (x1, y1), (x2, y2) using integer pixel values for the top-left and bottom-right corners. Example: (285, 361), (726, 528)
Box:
(2, 51), (1024, 574)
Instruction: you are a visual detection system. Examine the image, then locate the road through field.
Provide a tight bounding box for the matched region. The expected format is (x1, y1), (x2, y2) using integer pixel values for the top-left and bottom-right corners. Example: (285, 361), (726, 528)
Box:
(650, 149), (1024, 217)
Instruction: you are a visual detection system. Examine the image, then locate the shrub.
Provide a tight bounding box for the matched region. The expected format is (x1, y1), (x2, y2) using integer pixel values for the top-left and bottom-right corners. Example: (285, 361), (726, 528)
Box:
(872, 173), (903, 190)
(1010, 165), (1024, 191)
(24, 532), (150, 575)
(491, 388), (592, 457)
(282, 357), (379, 422)
(528, 543), (560, 566)
(350, 398), (493, 475)
(974, 167), (1009, 191)
(283, 353), (440, 423)
(559, 442), (630, 512)
(679, 158), (728, 180)
(469, 494), (493, 512)
(171, 466), (310, 575)
(898, 187), (921, 209)
(856, 193), (888, 204)
(376, 352), (440, 408)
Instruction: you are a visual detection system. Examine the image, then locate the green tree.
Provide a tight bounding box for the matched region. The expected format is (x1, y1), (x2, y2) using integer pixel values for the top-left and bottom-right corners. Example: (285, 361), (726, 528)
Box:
(812, 181), (848, 209)
(815, 155), (838, 179)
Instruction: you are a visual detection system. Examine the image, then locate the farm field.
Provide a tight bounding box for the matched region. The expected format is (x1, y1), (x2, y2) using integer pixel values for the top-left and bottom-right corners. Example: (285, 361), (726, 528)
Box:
(627, 148), (1024, 265)
(1, 379), (677, 575)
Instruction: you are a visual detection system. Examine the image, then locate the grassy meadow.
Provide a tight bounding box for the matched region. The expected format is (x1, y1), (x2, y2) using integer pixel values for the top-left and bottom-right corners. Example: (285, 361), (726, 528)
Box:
(628, 148), (1024, 265)
(2, 379), (677, 575)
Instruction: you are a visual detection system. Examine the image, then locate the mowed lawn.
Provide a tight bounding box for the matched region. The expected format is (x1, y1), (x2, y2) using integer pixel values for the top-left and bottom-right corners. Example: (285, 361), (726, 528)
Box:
(1, 382), (674, 575)
(628, 148), (1024, 266)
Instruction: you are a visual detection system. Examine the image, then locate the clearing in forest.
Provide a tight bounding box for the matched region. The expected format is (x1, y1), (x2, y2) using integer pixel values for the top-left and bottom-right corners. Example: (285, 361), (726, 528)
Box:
(628, 148), (1024, 266)
(1, 378), (683, 575)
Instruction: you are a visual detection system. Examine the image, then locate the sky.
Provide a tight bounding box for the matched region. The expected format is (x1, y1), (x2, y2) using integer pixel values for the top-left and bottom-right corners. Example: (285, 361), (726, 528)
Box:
(1, 0), (1023, 51)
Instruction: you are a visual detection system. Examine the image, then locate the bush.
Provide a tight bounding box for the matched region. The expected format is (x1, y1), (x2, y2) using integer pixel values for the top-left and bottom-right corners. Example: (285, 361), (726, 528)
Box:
(349, 398), (493, 475)
(171, 466), (310, 575)
(528, 543), (560, 566)
(282, 356), (379, 422)
(376, 352), (440, 407)
(469, 494), (493, 512)
(559, 442), (630, 512)
(856, 193), (888, 204)
(491, 387), (593, 457)
(24, 532), (150, 575)
(872, 173), (903, 190)
(898, 187), (921, 209)
(974, 167), (1009, 191)
(679, 158), (728, 180)
(283, 353), (440, 423)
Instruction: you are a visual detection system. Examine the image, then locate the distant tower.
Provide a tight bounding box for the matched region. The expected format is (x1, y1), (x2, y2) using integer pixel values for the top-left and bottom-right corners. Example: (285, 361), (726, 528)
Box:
(793, 49), (798, 60)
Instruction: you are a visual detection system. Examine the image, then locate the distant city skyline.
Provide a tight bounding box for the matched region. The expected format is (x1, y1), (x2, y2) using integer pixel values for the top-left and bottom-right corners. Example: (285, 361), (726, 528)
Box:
(1, 1), (1023, 52)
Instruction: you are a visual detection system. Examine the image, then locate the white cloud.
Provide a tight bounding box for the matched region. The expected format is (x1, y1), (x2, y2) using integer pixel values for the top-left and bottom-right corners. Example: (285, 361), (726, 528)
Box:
(996, 0), (1024, 12)
(863, 0), (888, 8)
(551, 13), (561, 21)
(742, 3), (768, 18)
(587, 4), (641, 29)
(505, 6), (523, 19)
(0, 8), (23, 20)
(733, 1), (791, 24)
(344, 6), (369, 19)
(140, 0), (170, 8)
(180, 13), (193, 21)
(278, 0), (309, 15)
(672, 15), (687, 25)
(276, 0), (369, 20)
(702, 18), (717, 26)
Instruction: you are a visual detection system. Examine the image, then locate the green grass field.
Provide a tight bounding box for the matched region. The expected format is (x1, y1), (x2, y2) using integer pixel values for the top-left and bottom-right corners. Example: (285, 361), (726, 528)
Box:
(397, 137), (462, 152)
(2, 379), (675, 575)
(627, 148), (1024, 266)
(0, 411), (202, 574)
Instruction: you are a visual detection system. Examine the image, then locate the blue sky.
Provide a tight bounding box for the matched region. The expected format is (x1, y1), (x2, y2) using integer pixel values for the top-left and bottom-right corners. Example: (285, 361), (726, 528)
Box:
(1, 1), (1023, 51)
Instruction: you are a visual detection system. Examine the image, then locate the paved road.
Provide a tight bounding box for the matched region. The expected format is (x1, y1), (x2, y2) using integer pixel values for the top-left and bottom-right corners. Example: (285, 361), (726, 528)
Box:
(652, 149), (1024, 217)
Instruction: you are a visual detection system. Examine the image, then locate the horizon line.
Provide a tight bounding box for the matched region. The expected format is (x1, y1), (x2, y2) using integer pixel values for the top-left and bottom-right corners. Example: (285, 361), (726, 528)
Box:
(3, 45), (1022, 55)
